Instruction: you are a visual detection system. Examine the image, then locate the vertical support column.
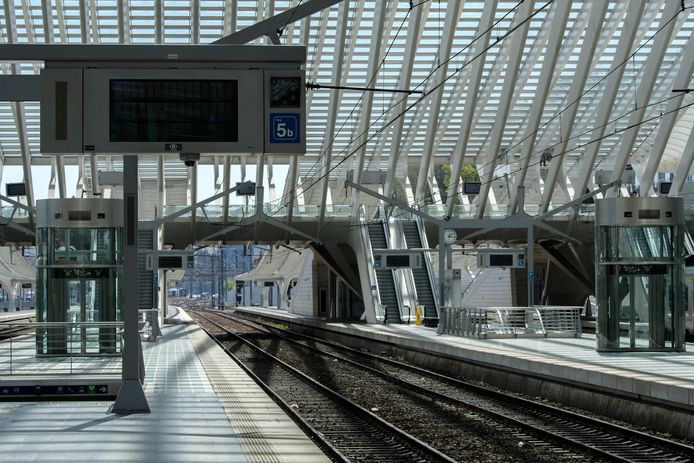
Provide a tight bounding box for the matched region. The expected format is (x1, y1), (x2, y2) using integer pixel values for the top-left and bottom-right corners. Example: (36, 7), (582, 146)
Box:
(436, 226), (446, 335)
(113, 155), (150, 414)
(90, 154), (100, 196)
(55, 154), (66, 198)
(223, 155), (231, 223)
(190, 162), (197, 239)
(527, 224), (534, 308)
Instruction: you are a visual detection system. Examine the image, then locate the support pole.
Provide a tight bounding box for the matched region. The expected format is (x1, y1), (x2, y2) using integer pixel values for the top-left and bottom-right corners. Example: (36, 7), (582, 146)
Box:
(437, 226), (446, 335)
(527, 224), (534, 308)
(113, 155), (150, 414)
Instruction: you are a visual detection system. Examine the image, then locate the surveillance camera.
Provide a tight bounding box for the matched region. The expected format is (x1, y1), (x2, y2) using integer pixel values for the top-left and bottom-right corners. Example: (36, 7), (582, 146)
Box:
(179, 152), (200, 167)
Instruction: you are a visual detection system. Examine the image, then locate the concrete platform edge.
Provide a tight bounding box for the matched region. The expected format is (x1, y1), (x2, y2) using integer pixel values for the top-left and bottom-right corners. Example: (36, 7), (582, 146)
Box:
(235, 308), (694, 441)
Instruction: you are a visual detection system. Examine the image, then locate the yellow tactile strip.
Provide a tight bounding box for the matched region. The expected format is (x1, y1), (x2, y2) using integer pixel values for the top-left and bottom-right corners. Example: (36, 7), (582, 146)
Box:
(188, 324), (330, 463)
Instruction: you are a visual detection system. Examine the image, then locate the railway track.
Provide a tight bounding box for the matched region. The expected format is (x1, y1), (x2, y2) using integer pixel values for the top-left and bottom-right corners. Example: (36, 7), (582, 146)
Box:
(194, 308), (694, 463)
(0, 315), (33, 340)
(194, 309), (457, 463)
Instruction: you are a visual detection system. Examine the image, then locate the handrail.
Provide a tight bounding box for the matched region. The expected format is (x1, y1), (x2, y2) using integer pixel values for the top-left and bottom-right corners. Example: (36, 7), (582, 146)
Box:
(531, 307), (545, 334)
(2, 321), (124, 376)
(358, 205), (385, 321)
(440, 306), (582, 339)
(414, 214), (440, 317)
(382, 216), (404, 323)
(394, 219), (417, 323)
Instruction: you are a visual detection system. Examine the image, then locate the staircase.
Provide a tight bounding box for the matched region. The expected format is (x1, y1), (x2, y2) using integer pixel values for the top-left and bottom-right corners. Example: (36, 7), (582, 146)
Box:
(401, 221), (438, 319)
(634, 228), (654, 258)
(368, 223), (401, 323)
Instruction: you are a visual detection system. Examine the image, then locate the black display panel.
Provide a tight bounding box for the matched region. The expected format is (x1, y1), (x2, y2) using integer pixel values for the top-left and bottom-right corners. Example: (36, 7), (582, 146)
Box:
(464, 182), (481, 195)
(158, 256), (183, 269)
(386, 255), (411, 268)
(109, 80), (239, 142)
(270, 77), (301, 108)
(5, 182), (26, 196)
(489, 254), (514, 267)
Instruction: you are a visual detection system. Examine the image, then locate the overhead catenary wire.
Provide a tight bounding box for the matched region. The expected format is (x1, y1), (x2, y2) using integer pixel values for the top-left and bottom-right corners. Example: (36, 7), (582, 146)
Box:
(274, 1), (553, 212)
(267, 0), (526, 214)
(225, 2), (690, 247)
(441, 4), (692, 199)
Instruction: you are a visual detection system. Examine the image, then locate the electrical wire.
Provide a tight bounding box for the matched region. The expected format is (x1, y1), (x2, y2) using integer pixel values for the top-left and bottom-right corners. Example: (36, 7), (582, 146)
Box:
(446, 4), (690, 197)
(267, 0), (526, 214)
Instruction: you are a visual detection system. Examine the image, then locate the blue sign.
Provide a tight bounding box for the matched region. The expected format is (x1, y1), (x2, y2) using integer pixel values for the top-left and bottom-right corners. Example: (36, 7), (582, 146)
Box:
(270, 113), (300, 144)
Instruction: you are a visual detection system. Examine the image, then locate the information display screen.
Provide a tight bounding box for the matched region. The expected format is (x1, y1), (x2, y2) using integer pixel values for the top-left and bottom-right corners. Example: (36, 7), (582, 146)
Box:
(489, 254), (514, 267)
(109, 80), (239, 142)
(386, 255), (411, 268)
(270, 77), (301, 108)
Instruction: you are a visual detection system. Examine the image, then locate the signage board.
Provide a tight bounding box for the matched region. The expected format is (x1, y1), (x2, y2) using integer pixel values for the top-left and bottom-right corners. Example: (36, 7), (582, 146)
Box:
(40, 46), (306, 155)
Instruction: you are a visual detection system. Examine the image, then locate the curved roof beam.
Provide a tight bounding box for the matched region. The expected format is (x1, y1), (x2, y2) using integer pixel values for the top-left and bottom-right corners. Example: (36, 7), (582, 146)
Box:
(606, 0), (682, 197)
(564, 2), (672, 166)
(642, 21), (694, 196)
(509, 0), (571, 213)
(350, 0), (387, 209)
(475, 0), (534, 218)
(539, 2), (614, 211)
(531, 2), (625, 163)
(2, 0), (34, 209)
(318, 0), (349, 227)
(414, 0), (464, 203)
(383, 4), (427, 199)
(504, 2), (589, 152)
(671, 109), (694, 196)
(570, 1), (646, 204)
(471, 5), (555, 163)
(214, 0), (342, 45)
(444, 0), (498, 218)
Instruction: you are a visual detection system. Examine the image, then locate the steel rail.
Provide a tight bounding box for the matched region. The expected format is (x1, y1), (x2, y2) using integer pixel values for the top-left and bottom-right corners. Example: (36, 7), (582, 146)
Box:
(218, 309), (694, 463)
(193, 310), (457, 463)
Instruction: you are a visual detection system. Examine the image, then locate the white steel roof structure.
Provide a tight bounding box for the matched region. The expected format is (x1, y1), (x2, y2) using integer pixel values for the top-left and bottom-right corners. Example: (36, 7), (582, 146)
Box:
(0, 0), (693, 223)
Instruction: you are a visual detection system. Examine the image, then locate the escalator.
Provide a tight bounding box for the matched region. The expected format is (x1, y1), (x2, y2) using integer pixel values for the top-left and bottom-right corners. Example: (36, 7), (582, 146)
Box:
(401, 220), (438, 320)
(368, 223), (402, 323)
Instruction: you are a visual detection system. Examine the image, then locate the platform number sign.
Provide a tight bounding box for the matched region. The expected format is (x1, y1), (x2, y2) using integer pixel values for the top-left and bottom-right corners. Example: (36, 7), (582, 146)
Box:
(270, 113), (300, 144)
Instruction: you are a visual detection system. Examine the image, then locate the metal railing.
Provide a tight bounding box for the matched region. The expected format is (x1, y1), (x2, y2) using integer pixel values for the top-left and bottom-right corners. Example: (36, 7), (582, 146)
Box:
(415, 214), (440, 317)
(1, 321), (124, 376)
(440, 306), (582, 339)
(358, 205), (385, 321)
(139, 309), (162, 341)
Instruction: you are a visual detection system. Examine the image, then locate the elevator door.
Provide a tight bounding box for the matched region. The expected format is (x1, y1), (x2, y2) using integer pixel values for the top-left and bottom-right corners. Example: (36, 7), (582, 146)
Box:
(614, 270), (668, 349)
(67, 279), (99, 353)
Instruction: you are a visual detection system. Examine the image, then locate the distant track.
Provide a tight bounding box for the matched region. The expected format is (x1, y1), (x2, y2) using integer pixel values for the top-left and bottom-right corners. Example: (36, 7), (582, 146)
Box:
(0, 314), (33, 340)
(193, 309), (458, 463)
(207, 308), (694, 463)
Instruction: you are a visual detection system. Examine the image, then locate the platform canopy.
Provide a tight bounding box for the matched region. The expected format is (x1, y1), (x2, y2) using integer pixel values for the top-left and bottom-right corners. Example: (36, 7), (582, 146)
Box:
(0, 1), (693, 224)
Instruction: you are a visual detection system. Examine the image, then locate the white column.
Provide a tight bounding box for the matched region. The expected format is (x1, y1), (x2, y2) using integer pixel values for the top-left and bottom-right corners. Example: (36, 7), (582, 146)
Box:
(414, 0), (463, 203)
(606, 0), (681, 198)
(384, 4), (426, 199)
(571, 1), (645, 203)
(445, 0), (497, 218)
(640, 34), (694, 196)
(350, 0), (387, 213)
(318, 0), (349, 227)
(509, 0), (572, 212)
(540, 1), (610, 212)
(476, 0), (534, 218)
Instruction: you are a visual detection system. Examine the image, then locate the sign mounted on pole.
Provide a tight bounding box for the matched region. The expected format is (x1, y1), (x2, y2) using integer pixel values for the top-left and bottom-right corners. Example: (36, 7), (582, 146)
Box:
(39, 44), (306, 156)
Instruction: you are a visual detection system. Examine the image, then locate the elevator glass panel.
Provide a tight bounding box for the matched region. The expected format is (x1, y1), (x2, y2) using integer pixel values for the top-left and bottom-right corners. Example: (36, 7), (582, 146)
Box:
(597, 224), (682, 350)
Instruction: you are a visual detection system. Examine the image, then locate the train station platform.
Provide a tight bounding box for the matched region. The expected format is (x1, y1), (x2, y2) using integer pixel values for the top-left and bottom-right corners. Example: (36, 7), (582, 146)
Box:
(0, 311), (329, 463)
(235, 306), (694, 440)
